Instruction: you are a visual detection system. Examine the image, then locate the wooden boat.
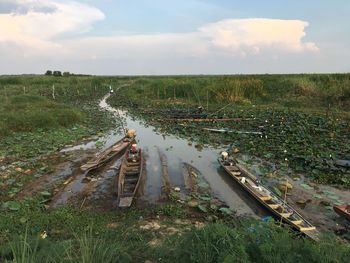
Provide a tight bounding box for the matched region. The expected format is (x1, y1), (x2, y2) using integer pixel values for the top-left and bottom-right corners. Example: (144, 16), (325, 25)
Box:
(159, 118), (246, 123)
(203, 128), (262, 135)
(169, 113), (208, 119)
(218, 158), (319, 240)
(333, 205), (350, 221)
(335, 160), (350, 168)
(116, 148), (143, 207)
(80, 136), (134, 172)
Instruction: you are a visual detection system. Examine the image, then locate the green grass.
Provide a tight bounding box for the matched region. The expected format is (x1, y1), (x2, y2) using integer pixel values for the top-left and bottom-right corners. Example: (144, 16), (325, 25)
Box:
(112, 74), (350, 112)
(1, 207), (349, 263)
(157, 223), (350, 263)
(0, 95), (82, 136)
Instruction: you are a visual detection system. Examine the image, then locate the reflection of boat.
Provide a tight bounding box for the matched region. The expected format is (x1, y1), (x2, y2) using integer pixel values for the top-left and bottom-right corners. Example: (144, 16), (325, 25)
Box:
(116, 149), (143, 208)
(80, 136), (134, 172)
(218, 158), (319, 240)
(333, 205), (350, 221)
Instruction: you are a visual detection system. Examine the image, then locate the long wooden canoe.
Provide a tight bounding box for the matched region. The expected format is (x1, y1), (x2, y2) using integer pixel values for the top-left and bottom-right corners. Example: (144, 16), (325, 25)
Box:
(334, 205), (350, 221)
(116, 148), (143, 208)
(218, 158), (319, 240)
(80, 136), (134, 172)
(159, 118), (245, 123)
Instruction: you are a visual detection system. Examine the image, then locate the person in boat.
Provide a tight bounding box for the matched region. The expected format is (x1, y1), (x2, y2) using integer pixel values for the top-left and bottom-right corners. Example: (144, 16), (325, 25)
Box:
(129, 143), (139, 162)
(197, 106), (204, 113)
(221, 151), (228, 161)
(221, 151), (230, 165)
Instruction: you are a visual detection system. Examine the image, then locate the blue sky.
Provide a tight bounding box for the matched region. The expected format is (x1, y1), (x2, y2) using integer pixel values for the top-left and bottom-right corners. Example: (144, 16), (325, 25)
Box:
(0, 0), (349, 74)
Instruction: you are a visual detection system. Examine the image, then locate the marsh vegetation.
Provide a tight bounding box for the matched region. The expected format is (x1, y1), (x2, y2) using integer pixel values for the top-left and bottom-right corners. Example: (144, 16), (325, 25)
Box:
(1, 74), (350, 262)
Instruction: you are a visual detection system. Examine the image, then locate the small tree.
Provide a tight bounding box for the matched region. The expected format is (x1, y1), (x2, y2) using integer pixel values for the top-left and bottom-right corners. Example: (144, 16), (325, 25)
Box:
(45, 70), (52, 76)
(53, 71), (62, 77)
(63, 72), (70, 77)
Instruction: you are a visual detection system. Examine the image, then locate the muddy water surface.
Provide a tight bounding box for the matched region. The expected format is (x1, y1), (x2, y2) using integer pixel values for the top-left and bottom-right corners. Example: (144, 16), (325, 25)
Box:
(98, 94), (264, 217)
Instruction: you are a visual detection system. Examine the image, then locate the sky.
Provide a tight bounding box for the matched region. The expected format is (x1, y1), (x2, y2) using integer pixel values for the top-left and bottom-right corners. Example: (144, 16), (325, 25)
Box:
(0, 0), (349, 75)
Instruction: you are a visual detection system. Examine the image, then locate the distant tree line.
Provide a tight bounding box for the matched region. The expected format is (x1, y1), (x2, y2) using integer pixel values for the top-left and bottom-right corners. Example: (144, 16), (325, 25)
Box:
(45, 70), (91, 77)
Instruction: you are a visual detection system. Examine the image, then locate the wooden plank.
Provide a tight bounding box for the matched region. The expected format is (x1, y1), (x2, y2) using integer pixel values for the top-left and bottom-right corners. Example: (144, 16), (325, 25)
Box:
(235, 164), (257, 181)
(291, 220), (303, 225)
(119, 197), (133, 208)
(299, 226), (316, 232)
(280, 212), (292, 218)
(268, 204), (280, 209)
(260, 196), (272, 201)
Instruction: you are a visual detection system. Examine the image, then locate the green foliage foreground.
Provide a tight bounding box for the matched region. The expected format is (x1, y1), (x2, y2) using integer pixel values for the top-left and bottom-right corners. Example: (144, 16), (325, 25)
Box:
(1, 210), (349, 263)
(0, 202), (349, 263)
(158, 223), (350, 263)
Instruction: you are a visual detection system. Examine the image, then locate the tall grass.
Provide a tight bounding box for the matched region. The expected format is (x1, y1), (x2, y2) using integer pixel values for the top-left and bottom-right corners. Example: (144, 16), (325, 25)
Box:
(157, 223), (350, 263)
(116, 74), (350, 111)
(1, 227), (132, 263)
(1, 228), (59, 263)
(0, 95), (82, 136)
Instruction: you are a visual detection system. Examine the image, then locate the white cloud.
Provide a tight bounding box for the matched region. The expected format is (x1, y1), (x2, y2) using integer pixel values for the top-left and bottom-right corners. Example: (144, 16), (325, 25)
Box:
(0, 1), (319, 73)
(0, 0), (104, 54)
(199, 18), (318, 54)
(64, 18), (318, 61)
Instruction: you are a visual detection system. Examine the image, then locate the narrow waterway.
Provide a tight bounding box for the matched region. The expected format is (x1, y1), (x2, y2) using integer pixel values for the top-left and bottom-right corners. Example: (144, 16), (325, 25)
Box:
(99, 94), (265, 217)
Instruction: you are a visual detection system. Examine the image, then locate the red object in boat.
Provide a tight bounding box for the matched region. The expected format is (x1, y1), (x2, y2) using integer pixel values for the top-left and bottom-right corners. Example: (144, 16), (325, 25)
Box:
(333, 205), (350, 220)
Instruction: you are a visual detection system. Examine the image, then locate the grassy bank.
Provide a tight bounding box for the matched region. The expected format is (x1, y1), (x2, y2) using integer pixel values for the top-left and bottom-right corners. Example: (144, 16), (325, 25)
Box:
(0, 95), (82, 136)
(1, 200), (349, 263)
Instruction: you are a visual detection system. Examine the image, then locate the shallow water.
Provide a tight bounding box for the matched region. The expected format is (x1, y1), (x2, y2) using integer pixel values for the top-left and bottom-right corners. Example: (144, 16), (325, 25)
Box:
(99, 94), (265, 217)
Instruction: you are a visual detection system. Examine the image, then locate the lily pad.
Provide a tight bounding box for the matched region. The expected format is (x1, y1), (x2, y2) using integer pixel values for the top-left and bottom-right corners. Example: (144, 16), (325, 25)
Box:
(325, 206), (333, 211)
(327, 195), (340, 200)
(210, 204), (218, 210)
(199, 195), (211, 201)
(40, 191), (51, 197)
(300, 183), (313, 190)
(20, 217), (27, 224)
(5, 201), (21, 211)
(198, 205), (208, 213)
(219, 207), (233, 215)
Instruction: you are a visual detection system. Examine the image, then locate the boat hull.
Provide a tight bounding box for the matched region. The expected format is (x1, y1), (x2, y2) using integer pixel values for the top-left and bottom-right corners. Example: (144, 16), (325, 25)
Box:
(116, 149), (143, 208)
(333, 205), (350, 221)
(218, 159), (319, 240)
(80, 136), (134, 172)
